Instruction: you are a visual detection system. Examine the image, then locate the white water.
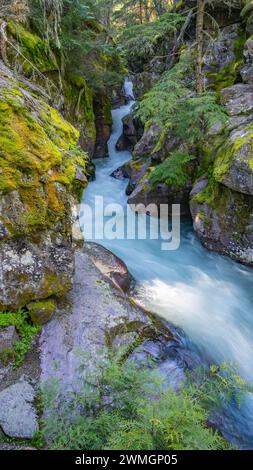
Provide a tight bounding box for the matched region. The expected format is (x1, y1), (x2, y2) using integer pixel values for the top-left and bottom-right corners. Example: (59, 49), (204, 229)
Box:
(80, 90), (253, 448)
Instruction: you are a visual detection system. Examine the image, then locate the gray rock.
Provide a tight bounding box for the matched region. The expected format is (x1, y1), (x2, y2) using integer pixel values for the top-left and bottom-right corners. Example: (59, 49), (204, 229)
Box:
(190, 183), (253, 266)
(221, 84), (253, 116)
(214, 124), (253, 195)
(40, 246), (172, 393)
(190, 178), (208, 198)
(0, 233), (74, 310)
(241, 38), (253, 84)
(0, 377), (38, 438)
(204, 24), (239, 74)
(0, 326), (19, 351)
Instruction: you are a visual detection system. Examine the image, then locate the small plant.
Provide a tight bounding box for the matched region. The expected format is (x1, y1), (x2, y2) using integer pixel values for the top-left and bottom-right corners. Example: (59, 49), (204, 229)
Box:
(0, 310), (41, 368)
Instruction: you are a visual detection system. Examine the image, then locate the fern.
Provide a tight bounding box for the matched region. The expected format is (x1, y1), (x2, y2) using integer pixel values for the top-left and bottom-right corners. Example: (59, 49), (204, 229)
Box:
(149, 152), (196, 190)
(40, 351), (252, 450)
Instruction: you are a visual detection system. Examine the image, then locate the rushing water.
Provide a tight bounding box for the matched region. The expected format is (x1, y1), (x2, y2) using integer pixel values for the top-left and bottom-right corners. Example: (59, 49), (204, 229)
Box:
(80, 79), (253, 448)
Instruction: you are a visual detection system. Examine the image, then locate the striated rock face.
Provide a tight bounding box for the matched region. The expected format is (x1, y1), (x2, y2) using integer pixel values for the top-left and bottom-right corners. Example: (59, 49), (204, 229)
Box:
(0, 61), (89, 313)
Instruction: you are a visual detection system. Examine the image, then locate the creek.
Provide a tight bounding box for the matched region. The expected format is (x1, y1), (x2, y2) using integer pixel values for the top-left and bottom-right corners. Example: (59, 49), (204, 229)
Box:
(80, 79), (253, 449)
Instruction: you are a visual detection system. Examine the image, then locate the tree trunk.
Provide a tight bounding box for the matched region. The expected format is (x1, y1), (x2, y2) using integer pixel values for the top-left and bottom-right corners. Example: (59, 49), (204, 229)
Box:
(196, 0), (205, 95)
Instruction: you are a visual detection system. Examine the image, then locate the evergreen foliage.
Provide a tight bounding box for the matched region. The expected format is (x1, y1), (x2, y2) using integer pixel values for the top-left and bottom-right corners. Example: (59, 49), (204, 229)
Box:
(39, 351), (252, 450)
(117, 12), (185, 62)
(150, 152), (195, 190)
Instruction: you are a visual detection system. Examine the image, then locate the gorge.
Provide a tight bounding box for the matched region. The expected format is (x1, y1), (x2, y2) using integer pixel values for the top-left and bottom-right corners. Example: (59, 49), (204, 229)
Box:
(0, 0), (253, 453)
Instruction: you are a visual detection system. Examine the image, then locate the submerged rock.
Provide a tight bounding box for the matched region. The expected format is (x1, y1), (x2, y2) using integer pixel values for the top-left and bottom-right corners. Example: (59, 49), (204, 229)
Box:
(0, 377), (38, 439)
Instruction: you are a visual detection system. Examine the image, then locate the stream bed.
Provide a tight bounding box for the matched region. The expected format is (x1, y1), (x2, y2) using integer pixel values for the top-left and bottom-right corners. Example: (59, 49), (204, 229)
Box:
(80, 81), (253, 449)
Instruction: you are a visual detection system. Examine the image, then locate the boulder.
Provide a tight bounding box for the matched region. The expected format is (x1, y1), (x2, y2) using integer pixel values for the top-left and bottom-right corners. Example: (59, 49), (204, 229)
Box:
(0, 377), (38, 439)
(213, 122), (253, 195)
(128, 176), (191, 217)
(221, 84), (253, 115)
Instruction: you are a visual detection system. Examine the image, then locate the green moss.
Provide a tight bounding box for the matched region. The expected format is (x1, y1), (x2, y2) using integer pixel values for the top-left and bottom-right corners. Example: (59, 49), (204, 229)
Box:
(6, 20), (58, 75)
(241, 1), (253, 18)
(63, 74), (96, 149)
(207, 32), (246, 93)
(213, 122), (253, 183)
(0, 79), (88, 235)
(27, 299), (55, 325)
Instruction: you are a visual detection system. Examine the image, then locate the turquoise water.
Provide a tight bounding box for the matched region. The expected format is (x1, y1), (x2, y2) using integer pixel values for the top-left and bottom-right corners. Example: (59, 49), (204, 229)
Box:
(80, 98), (253, 448)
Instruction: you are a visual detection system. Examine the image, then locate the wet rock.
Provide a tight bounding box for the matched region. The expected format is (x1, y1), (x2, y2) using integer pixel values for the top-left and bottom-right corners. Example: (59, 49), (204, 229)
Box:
(128, 178), (191, 217)
(116, 113), (144, 151)
(221, 84), (253, 116)
(0, 377), (38, 439)
(110, 165), (129, 180)
(85, 242), (133, 292)
(0, 326), (19, 352)
(27, 299), (56, 325)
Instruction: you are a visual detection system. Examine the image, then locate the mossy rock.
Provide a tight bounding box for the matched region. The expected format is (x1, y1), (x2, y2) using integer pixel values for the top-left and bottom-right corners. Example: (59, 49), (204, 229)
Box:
(190, 178), (253, 265)
(213, 121), (253, 195)
(6, 20), (59, 75)
(0, 70), (89, 237)
(27, 299), (55, 325)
